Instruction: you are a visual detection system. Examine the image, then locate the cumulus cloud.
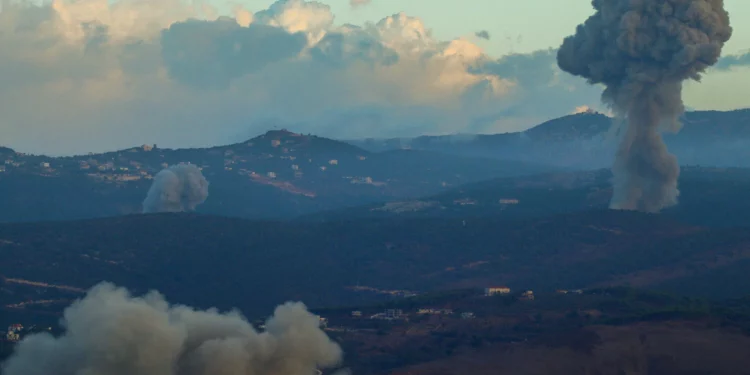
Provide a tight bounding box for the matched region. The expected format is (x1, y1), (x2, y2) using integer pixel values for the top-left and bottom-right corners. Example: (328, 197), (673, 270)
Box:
(1, 282), (345, 375)
(143, 164), (209, 213)
(350, 0), (372, 8)
(572, 105), (594, 114)
(0, 0), (603, 155)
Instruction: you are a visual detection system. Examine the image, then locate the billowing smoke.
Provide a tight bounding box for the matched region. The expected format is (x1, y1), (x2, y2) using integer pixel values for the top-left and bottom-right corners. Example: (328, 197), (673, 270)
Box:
(557, 0), (732, 212)
(475, 30), (491, 40)
(1, 282), (346, 375)
(143, 164), (209, 213)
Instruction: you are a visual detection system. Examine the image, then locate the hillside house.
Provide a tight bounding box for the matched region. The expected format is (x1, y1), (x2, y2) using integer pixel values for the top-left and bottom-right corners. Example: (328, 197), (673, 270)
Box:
(39, 162), (50, 168)
(385, 309), (403, 319)
(351, 311), (362, 317)
(116, 175), (142, 182)
(498, 199), (520, 204)
(142, 144), (154, 151)
(520, 290), (535, 301)
(6, 324), (22, 342)
(557, 289), (583, 295)
(328, 159), (338, 165)
(371, 309), (406, 320)
(417, 308), (453, 315)
(485, 286), (511, 296)
(461, 312), (475, 319)
(267, 172), (276, 178)
(0, 166), (5, 172)
(454, 198), (477, 206)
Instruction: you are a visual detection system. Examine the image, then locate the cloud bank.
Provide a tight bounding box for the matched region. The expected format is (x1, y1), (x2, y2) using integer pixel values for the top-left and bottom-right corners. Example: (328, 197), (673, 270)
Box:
(1, 282), (345, 375)
(0, 0), (610, 155)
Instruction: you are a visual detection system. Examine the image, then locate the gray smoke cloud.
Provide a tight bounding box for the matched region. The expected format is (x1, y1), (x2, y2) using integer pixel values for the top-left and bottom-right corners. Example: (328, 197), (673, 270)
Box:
(475, 30), (491, 40)
(1, 282), (346, 375)
(714, 51), (750, 70)
(557, 0), (732, 212)
(143, 164), (209, 213)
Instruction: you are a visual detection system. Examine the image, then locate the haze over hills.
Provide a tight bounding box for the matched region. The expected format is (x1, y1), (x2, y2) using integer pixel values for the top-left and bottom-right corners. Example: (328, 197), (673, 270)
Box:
(0, 130), (552, 223)
(350, 109), (750, 169)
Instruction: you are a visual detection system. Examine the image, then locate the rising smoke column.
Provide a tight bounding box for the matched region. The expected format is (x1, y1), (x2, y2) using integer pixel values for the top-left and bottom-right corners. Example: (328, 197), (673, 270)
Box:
(1, 282), (346, 375)
(143, 164), (209, 213)
(557, 0), (732, 212)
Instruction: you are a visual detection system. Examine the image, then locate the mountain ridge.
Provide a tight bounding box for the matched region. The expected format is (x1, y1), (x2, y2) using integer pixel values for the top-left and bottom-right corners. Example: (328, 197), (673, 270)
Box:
(349, 108), (750, 168)
(0, 129), (552, 222)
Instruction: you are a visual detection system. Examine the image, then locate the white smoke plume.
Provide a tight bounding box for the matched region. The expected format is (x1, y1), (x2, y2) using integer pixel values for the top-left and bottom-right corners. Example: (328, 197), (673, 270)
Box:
(557, 0), (732, 212)
(143, 164), (209, 213)
(0, 282), (345, 375)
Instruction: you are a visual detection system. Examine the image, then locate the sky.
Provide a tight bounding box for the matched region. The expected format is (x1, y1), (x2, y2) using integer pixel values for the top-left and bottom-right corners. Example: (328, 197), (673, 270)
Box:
(1, 0), (748, 155)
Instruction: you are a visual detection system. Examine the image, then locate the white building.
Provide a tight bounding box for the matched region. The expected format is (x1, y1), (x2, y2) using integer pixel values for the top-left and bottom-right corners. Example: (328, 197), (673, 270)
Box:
(485, 287), (511, 296)
(6, 324), (22, 342)
(384, 309), (403, 319)
(39, 162), (50, 168)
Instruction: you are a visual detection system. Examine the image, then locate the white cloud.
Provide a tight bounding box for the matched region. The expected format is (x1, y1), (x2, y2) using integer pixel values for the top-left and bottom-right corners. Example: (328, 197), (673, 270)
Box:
(0, 0), (603, 155)
(350, 0), (371, 8)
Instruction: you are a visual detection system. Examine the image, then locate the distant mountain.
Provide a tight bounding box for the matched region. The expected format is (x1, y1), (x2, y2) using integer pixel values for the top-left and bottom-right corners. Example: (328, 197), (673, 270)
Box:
(3, 210), (750, 320)
(303, 166), (750, 228)
(349, 109), (750, 168)
(0, 130), (553, 222)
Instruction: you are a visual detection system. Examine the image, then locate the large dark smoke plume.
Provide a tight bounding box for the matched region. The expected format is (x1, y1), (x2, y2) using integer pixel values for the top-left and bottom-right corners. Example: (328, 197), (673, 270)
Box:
(1, 283), (346, 375)
(557, 0), (732, 212)
(143, 163), (209, 213)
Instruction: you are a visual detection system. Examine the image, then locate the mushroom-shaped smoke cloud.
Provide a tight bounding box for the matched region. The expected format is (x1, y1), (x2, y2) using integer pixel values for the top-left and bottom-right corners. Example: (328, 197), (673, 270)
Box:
(557, 0), (732, 212)
(143, 163), (209, 213)
(1, 282), (347, 375)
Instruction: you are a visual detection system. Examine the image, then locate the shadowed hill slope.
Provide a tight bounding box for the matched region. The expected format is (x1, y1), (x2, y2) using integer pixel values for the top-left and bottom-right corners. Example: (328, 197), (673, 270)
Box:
(2, 211), (750, 319)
